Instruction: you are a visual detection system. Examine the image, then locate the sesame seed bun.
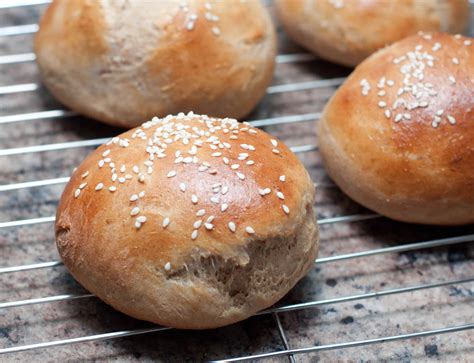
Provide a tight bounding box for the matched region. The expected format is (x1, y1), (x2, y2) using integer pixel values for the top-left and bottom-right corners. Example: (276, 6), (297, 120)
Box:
(34, 0), (276, 128)
(319, 32), (474, 225)
(275, 0), (469, 67)
(56, 113), (319, 329)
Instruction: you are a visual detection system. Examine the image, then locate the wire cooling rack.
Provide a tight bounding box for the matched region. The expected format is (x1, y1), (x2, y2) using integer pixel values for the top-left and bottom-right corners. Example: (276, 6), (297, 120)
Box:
(0, 1), (473, 361)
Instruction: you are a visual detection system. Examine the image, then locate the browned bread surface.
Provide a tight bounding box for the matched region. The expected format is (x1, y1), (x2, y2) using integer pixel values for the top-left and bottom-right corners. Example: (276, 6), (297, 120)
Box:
(56, 113), (319, 329)
(35, 0), (276, 127)
(319, 32), (474, 225)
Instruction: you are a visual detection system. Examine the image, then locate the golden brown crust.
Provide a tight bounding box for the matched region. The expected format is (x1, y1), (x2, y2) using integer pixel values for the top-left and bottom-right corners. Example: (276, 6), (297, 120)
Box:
(319, 32), (474, 225)
(275, 0), (469, 67)
(56, 113), (319, 328)
(35, 0), (276, 128)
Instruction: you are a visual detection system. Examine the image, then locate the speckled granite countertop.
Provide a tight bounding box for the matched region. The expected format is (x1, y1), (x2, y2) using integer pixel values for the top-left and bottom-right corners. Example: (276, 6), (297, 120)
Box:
(0, 3), (473, 362)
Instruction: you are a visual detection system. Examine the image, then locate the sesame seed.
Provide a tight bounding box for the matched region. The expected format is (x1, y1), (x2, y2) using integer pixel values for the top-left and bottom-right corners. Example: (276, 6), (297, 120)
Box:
(384, 109), (391, 119)
(448, 75), (456, 84)
(236, 172), (245, 180)
(135, 221), (142, 229)
(74, 189), (81, 198)
(464, 40), (472, 46)
(136, 216), (147, 223)
(193, 220), (202, 229)
(95, 183), (104, 191)
(79, 182), (87, 189)
(221, 203), (228, 212)
(271, 139), (278, 147)
(139, 191), (145, 198)
(259, 189), (266, 196)
(436, 109), (444, 116)
(196, 209), (206, 217)
(282, 205), (290, 215)
(245, 226), (255, 234)
(395, 114), (403, 123)
(167, 170), (177, 178)
(131, 207), (140, 216)
(109, 186), (117, 192)
(447, 115), (456, 125)
(130, 194), (139, 201)
(82, 171), (89, 178)
(272, 149), (280, 155)
(162, 217), (170, 228)
(119, 177), (126, 183)
(98, 160), (105, 168)
(164, 262), (171, 271)
(279, 175), (286, 182)
(191, 194), (198, 204)
(452, 57), (460, 65)
(204, 223), (214, 230)
(211, 26), (220, 36)
(276, 191), (285, 200)
(378, 101), (387, 108)
(228, 222), (236, 232)
(221, 186), (229, 195)
(179, 183), (186, 192)
(102, 149), (111, 157)
(231, 164), (240, 170)
(246, 160), (255, 165)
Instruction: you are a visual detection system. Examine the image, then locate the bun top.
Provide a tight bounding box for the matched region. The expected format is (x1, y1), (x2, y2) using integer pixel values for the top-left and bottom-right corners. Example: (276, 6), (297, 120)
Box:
(35, 0), (276, 126)
(56, 113), (314, 272)
(322, 32), (474, 203)
(275, 0), (469, 66)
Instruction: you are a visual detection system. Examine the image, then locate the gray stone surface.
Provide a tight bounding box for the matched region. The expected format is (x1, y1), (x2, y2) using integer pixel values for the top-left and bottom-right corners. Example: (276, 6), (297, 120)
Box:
(0, 2), (473, 362)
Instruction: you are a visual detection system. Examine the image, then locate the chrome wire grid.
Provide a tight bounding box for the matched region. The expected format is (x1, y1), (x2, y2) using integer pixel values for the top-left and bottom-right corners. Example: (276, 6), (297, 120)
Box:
(0, 1), (473, 361)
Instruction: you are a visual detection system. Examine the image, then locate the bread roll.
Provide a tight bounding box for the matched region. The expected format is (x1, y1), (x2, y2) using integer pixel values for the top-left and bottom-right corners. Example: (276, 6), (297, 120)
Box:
(35, 0), (276, 128)
(56, 113), (319, 329)
(319, 32), (474, 225)
(275, 0), (469, 67)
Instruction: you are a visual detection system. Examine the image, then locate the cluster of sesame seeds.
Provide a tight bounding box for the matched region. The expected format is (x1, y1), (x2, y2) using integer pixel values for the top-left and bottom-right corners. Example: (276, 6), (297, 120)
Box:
(73, 112), (293, 271)
(180, 1), (221, 36)
(360, 33), (471, 128)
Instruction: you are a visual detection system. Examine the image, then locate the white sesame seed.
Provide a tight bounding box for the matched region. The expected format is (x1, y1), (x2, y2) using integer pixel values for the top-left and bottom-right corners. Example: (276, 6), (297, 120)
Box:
(448, 76), (456, 84)
(82, 171), (89, 178)
(276, 191), (285, 200)
(221, 203), (228, 212)
(204, 223), (214, 230)
(271, 139), (278, 147)
(179, 183), (186, 192)
(191, 230), (199, 240)
(162, 217), (170, 228)
(211, 26), (220, 36)
(131, 207), (140, 216)
(79, 182), (87, 189)
(221, 186), (229, 195)
(236, 172), (245, 180)
(136, 216), (147, 223)
(282, 205), (290, 215)
(193, 220), (202, 229)
(74, 189), (81, 198)
(196, 209), (206, 217)
(447, 115), (456, 125)
(167, 170), (177, 178)
(109, 186), (117, 192)
(102, 149), (111, 157)
(279, 175), (286, 182)
(98, 160), (105, 168)
(464, 40), (472, 46)
(272, 149), (280, 155)
(436, 109), (444, 116)
(246, 160), (255, 165)
(130, 194), (138, 201)
(139, 191), (145, 198)
(95, 183), (104, 191)
(228, 222), (236, 232)
(259, 189), (266, 196)
(211, 152), (222, 157)
(119, 177), (126, 183)
(231, 164), (240, 170)
(452, 57), (460, 65)
(245, 226), (255, 234)
(378, 101), (387, 108)
(135, 221), (142, 229)
(384, 109), (391, 118)
(164, 262), (171, 271)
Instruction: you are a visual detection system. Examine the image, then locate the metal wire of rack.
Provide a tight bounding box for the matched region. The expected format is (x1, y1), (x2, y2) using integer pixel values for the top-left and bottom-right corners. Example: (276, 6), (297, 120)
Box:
(0, 1), (473, 361)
